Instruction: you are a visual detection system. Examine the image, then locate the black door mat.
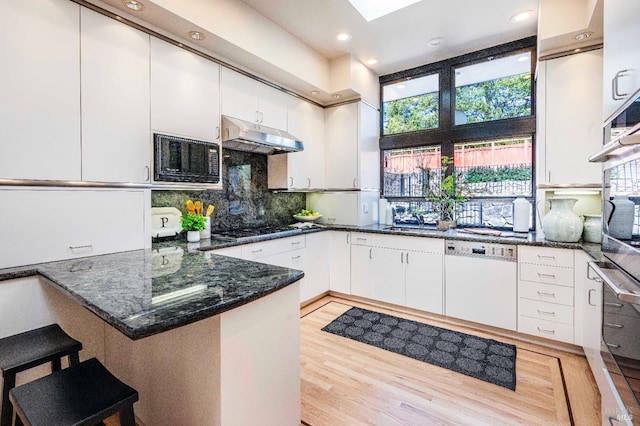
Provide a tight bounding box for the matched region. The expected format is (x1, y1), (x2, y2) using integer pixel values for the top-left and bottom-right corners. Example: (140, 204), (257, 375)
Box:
(322, 307), (517, 391)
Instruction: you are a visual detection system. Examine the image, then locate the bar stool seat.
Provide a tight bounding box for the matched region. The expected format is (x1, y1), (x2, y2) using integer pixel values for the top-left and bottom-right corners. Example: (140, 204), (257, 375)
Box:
(10, 357), (138, 426)
(0, 324), (82, 426)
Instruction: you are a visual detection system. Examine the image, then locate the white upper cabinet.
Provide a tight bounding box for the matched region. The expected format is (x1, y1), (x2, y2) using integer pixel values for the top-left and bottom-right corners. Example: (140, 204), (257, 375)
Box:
(220, 67), (288, 130)
(81, 9), (150, 183)
(324, 102), (379, 190)
(269, 97), (326, 190)
(150, 38), (221, 142)
(603, 0), (640, 120)
(537, 50), (603, 185)
(0, 0), (81, 181)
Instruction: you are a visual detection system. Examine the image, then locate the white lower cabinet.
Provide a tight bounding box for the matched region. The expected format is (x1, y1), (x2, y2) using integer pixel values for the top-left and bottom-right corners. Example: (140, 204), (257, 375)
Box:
(350, 233), (444, 313)
(221, 234), (328, 304)
(329, 231), (351, 294)
(0, 188), (148, 269)
(518, 246), (575, 343)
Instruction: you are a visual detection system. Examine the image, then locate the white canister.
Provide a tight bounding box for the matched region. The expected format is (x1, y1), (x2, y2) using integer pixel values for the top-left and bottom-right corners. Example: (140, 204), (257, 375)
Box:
(606, 195), (635, 240)
(582, 214), (602, 243)
(512, 196), (531, 233)
(200, 216), (211, 240)
(378, 198), (388, 225)
(385, 204), (394, 225)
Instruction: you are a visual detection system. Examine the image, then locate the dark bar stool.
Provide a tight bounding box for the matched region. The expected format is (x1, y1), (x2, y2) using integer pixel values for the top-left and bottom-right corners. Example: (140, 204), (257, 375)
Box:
(0, 324), (82, 426)
(10, 357), (138, 426)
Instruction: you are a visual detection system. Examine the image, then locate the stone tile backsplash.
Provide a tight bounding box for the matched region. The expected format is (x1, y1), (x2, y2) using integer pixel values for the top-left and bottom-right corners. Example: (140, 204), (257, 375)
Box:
(152, 150), (305, 231)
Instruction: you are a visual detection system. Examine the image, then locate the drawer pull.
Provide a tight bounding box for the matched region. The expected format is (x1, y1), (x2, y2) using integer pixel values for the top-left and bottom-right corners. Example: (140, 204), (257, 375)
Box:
(537, 291), (556, 298)
(537, 255), (556, 260)
(406, 252), (409, 264)
(291, 255), (301, 260)
(588, 289), (596, 306)
(251, 249), (263, 254)
(605, 302), (623, 308)
(606, 343), (621, 349)
(537, 309), (556, 316)
(604, 322), (623, 329)
(357, 237), (367, 242)
(537, 273), (556, 279)
(401, 252), (404, 263)
(291, 241), (301, 245)
(537, 327), (556, 335)
(69, 245), (93, 252)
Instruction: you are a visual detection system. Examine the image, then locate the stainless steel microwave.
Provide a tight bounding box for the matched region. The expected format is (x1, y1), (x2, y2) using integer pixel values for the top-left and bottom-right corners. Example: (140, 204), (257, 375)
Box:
(154, 133), (220, 184)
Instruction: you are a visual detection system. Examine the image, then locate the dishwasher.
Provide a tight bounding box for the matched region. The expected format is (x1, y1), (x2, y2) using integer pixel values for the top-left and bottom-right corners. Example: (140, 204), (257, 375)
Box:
(444, 240), (517, 331)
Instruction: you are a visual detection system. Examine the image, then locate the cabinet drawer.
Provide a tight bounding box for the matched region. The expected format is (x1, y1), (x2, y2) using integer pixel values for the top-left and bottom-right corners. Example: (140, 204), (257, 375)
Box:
(241, 235), (305, 260)
(375, 234), (443, 253)
(518, 246), (574, 267)
(518, 281), (574, 306)
(519, 263), (574, 287)
(518, 316), (574, 343)
(519, 298), (574, 324)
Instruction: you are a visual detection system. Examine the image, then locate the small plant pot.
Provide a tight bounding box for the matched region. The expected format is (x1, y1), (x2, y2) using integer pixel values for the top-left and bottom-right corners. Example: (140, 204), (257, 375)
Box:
(186, 230), (201, 243)
(437, 220), (456, 231)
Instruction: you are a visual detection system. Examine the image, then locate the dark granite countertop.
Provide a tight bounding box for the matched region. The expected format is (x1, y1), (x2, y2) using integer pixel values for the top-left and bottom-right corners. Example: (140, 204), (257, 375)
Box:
(0, 248), (303, 340)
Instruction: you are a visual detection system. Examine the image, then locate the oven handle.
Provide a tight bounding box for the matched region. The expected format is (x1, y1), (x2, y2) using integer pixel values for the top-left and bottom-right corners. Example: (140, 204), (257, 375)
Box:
(588, 261), (640, 304)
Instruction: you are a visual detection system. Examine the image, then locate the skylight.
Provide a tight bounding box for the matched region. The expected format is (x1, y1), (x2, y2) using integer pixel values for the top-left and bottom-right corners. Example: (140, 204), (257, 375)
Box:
(348, 0), (422, 22)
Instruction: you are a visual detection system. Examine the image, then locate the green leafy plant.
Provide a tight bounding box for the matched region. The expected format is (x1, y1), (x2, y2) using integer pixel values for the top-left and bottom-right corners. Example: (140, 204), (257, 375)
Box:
(423, 156), (470, 222)
(180, 213), (206, 232)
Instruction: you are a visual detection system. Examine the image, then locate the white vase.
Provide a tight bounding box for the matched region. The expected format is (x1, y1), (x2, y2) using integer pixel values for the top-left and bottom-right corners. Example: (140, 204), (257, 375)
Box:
(186, 230), (200, 243)
(582, 214), (602, 243)
(512, 196), (531, 233)
(542, 197), (583, 242)
(606, 195), (635, 240)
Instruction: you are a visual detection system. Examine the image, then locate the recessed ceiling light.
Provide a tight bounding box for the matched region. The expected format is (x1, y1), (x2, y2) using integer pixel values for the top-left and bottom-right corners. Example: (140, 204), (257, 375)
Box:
(310, 90), (320, 96)
(427, 37), (444, 47)
(574, 48), (582, 53)
(123, 0), (144, 11)
(188, 31), (205, 41)
(575, 32), (593, 41)
(335, 33), (351, 41)
(332, 94), (342, 99)
(510, 10), (533, 23)
(366, 58), (378, 65)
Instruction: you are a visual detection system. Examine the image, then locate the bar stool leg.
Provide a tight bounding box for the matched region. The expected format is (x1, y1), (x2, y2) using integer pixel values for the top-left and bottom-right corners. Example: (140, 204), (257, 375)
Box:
(14, 413), (24, 426)
(1, 374), (16, 426)
(52, 357), (62, 372)
(120, 406), (136, 426)
(69, 352), (80, 366)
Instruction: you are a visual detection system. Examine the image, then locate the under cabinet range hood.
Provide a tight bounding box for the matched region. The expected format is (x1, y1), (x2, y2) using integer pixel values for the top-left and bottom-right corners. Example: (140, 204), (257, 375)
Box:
(221, 115), (304, 155)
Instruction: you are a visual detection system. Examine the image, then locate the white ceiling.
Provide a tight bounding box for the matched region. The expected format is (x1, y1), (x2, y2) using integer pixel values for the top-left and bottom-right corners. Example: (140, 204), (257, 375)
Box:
(236, 0), (539, 76)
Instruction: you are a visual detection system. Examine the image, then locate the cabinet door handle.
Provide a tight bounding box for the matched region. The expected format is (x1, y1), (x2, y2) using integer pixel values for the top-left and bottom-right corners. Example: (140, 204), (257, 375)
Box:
(291, 241), (301, 245)
(604, 322), (623, 329)
(548, 171), (552, 183)
(251, 249), (263, 254)
(588, 289), (596, 306)
(369, 248), (372, 259)
(291, 255), (301, 260)
(289, 177), (293, 187)
(69, 245), (93, 252)
(255, 111), (260, 123)
(537, 255), (556, 260)
(145, 165), (150, 182)
(216, 126), (220, 140)
(353, 178), (357, 188)
(356, 237), (367, 242)
(537, 291), (555, 298)
(537, 327), (555, 335)
(406, 252), (409, 264)
(401, 252), (404, 264)
(307, 178), (311, 188)
(259, 111), (264, 123)
(537, 309), (556, 316)
(606, 343), (621, 349)
(346, 233), (350, 244)
(612, 69), (631, 100)
(605, 301), (623, 308)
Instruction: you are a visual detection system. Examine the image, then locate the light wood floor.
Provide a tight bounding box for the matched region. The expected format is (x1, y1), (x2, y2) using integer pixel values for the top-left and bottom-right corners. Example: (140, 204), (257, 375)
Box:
(300, 296), (600, 426)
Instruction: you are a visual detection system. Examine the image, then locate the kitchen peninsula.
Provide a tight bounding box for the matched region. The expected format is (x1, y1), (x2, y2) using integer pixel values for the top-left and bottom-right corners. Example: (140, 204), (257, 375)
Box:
(0, 247), (303, 426)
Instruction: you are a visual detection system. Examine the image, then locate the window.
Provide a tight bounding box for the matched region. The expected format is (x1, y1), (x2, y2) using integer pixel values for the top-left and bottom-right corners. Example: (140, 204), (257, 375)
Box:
(379, 37), (536, 230)
(382, 74), (439, 135)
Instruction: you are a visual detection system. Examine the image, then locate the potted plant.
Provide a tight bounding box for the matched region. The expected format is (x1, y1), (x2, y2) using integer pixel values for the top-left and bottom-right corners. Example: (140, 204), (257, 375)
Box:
(181, 213), (206, 242)
(424, 156), (470, 230)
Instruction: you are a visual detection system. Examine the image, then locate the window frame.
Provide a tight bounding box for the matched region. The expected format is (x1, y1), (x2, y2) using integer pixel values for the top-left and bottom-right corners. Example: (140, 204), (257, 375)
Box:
(379, 36), (537, 228)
